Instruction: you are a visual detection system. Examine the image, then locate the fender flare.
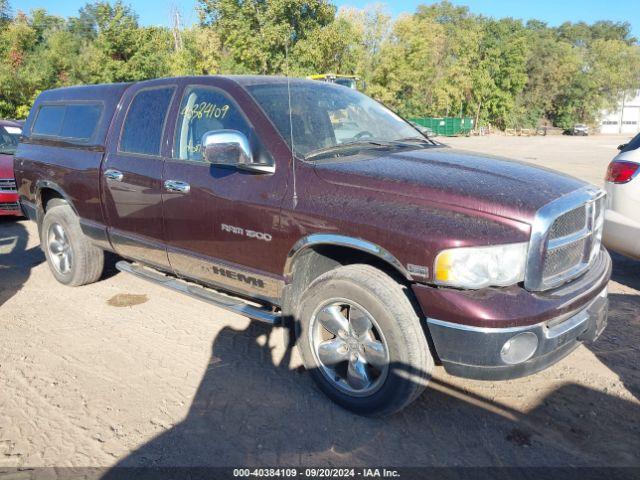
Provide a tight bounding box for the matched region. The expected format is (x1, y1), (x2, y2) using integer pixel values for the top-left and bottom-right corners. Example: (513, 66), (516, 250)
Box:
(284, 233), (412, 281)
(35, 180), (79, 215)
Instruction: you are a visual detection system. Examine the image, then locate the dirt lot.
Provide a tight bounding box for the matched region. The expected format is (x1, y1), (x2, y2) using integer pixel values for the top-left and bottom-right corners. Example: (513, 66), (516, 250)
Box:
(0, 134), (638, 470)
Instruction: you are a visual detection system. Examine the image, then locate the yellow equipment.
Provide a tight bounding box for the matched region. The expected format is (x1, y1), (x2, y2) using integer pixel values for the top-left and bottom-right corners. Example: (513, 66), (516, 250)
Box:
(308, 74), (362, 90)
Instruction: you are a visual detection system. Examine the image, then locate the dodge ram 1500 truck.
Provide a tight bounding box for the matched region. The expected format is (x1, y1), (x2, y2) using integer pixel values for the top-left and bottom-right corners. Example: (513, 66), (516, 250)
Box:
(15, 76), (611, 416)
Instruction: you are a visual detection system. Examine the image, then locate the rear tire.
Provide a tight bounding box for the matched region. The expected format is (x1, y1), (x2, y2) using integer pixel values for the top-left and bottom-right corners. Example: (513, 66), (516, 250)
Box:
(41, 200), (104, 286)
(296, 264), (433, 417)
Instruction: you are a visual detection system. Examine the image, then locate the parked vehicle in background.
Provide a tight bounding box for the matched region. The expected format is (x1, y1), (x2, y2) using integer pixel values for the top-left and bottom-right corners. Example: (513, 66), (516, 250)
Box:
(572, 124), (589, 136)
(603, 134), (640, 260)
(0, 120), (23, 217)
(15, 77), (610, 416)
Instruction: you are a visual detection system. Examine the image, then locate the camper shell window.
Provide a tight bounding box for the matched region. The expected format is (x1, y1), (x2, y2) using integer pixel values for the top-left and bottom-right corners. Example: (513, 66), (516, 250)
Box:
(32, 103), (103, 142)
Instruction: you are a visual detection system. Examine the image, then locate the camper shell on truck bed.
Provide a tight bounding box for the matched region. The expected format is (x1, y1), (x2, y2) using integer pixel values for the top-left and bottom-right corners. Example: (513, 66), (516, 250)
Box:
(18, 82), (131, 238)
(15, 76), (611, 416)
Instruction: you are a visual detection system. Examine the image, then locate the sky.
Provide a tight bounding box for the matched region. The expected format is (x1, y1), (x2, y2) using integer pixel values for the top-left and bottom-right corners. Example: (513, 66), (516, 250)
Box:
(13, 0), (640, 38)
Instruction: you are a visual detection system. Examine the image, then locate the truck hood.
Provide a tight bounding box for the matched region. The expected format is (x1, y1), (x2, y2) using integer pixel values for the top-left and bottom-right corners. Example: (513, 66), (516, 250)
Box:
(0, 153), (14, 179)
(313, 147), (588, 224)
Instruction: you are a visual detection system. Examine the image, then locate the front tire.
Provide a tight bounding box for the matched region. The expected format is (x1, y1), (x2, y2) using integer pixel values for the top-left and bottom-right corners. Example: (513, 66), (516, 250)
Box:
(296, 264), (433, 416)
(41, 200), (104, 286)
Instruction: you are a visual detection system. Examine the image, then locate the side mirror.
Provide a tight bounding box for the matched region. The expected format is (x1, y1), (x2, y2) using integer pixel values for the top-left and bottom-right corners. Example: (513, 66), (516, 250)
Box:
(202, 130), (274, 174)
(617, 143), (628, 151)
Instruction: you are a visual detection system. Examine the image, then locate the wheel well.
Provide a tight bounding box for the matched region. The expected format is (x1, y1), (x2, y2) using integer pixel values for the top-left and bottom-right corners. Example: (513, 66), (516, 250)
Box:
(285, 245), (409, 311)
(283, 244), (439, 364)
(40, 188), (65, 211)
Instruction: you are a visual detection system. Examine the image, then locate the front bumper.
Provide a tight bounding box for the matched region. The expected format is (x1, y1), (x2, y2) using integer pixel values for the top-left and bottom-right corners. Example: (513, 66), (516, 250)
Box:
(426, 287), (608, 380)
(0, 191), (21, 216)
(414, 249), (611, 380)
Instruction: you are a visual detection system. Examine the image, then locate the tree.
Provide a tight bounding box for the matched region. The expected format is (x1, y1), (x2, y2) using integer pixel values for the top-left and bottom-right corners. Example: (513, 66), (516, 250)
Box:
(0, 0), (637, 130)
(0, 0), (11, 27)
(198, 0), (335, 74)
(292, 16), (360, 75)
(368, 13), (446, 115)
(338, 5), (392, 87)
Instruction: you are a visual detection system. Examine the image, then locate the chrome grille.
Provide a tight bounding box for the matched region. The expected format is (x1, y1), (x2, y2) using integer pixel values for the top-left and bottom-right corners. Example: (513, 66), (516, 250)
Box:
(0, 202), (20, 211)
(525, 187), (605, 291)
(548, 206), (586, 239)
(0, 178), (16, 192)
(542, 238), (587, 278)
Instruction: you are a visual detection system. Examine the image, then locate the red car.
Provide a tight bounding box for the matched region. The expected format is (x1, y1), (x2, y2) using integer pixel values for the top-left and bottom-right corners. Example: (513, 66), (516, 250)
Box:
(0, 119), (22, 217)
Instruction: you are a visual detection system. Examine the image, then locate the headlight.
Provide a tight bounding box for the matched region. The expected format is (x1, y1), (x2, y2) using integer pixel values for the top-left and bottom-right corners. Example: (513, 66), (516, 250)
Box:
(434, 242), (528, 289)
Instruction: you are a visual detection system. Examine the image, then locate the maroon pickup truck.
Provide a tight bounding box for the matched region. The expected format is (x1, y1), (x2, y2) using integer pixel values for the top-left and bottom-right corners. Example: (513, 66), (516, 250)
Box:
(15, 76), (610, 416)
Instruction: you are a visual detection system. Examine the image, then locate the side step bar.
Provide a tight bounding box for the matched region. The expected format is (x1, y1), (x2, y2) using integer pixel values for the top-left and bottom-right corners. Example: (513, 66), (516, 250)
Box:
(115, 260), (281, 325)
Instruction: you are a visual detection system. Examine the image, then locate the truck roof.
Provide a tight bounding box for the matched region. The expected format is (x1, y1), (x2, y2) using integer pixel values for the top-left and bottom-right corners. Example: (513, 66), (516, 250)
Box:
(22, 76), (331, 148)
(34, 82), (133, 102)
(0, 119), (23, 127)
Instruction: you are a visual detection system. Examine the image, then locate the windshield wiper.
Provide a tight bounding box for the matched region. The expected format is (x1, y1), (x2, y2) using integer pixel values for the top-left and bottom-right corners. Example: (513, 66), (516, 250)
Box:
(395, 136), (437, 146)
(304, 140), (396, 161)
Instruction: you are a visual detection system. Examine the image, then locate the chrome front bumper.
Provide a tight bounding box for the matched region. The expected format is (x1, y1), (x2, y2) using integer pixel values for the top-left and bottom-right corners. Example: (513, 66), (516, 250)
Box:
(427, 287), (609, 380)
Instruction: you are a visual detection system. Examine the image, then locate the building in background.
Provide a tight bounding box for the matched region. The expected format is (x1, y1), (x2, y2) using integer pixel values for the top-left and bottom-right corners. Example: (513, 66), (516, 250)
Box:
(600, 91), (640, 134)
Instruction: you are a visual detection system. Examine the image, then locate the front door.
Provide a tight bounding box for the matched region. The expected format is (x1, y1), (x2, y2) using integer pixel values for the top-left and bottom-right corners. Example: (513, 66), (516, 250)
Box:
(162, 84), (287, 303)
(101, 84), (176, 269)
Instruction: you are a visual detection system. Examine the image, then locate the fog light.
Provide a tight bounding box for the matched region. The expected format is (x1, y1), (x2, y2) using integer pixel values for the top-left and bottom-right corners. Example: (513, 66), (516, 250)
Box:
(500, 332), (538, 365)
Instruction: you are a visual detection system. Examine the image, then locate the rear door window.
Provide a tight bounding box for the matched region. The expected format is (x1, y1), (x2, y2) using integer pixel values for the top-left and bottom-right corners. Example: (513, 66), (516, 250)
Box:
(120, 87), (175, 156)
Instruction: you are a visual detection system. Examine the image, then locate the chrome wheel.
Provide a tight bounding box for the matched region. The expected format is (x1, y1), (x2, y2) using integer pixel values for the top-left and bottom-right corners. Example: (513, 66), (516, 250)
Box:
(47, 222), (73, 274)
(309, 299), (390, 397)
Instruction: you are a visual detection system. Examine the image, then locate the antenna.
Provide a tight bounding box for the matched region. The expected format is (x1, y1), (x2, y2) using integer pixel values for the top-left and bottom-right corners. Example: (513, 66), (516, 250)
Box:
(285, 37), (298, 207)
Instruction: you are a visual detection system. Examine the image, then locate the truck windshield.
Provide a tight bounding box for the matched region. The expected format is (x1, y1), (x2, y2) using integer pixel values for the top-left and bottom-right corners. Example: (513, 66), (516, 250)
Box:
(0, 126), (20, 155)
(246, 82), (425, 158)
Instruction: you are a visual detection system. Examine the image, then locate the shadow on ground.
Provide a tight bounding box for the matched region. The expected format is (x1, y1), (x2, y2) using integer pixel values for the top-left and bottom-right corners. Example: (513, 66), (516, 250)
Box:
(609, 252), (640, 291)
(3, 218), (637, 472)
(0, 218), (44, 307)
(102, 318), (639, 474)
(587, 252), (640, 401)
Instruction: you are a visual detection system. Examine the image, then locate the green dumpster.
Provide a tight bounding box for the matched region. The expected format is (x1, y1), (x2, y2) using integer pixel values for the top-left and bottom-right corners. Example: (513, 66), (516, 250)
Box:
(410, 117), (474, 136)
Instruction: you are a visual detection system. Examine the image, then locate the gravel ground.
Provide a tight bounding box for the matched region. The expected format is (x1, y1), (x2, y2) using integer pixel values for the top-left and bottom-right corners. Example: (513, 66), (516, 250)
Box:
(0, 134), (638, 470)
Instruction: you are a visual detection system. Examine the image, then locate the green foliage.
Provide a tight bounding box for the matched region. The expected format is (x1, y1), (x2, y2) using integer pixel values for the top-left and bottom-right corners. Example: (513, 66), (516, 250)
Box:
(198, 0), (335, 74)
(0, 0), (638, 130)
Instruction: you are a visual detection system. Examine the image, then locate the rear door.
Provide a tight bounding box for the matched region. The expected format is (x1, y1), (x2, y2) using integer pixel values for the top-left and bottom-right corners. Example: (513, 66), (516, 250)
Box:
(101, 83), (177, 269)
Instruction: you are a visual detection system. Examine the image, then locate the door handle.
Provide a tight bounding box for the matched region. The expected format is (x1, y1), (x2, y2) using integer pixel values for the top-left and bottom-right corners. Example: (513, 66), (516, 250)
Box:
(104, 169), (124, 182)
(164, 180), (191, 194)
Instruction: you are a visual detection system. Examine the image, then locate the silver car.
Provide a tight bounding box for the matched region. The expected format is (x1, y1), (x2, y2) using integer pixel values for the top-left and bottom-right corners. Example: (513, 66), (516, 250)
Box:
(573, 124), (589, 136)
(603, 134), (640, 259)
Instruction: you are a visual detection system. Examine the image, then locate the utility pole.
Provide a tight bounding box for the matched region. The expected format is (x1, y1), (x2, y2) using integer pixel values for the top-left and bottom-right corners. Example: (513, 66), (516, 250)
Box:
(619, 92), (625, 135)
(170, 5), (183, 52)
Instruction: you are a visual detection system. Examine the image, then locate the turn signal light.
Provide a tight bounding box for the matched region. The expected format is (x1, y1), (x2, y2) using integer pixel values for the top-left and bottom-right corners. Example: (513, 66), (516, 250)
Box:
(605, 161), (639, 184)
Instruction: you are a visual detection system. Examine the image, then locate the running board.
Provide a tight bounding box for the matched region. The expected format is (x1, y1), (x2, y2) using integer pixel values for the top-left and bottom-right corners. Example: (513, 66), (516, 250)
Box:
(115, 260), (281, 325)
